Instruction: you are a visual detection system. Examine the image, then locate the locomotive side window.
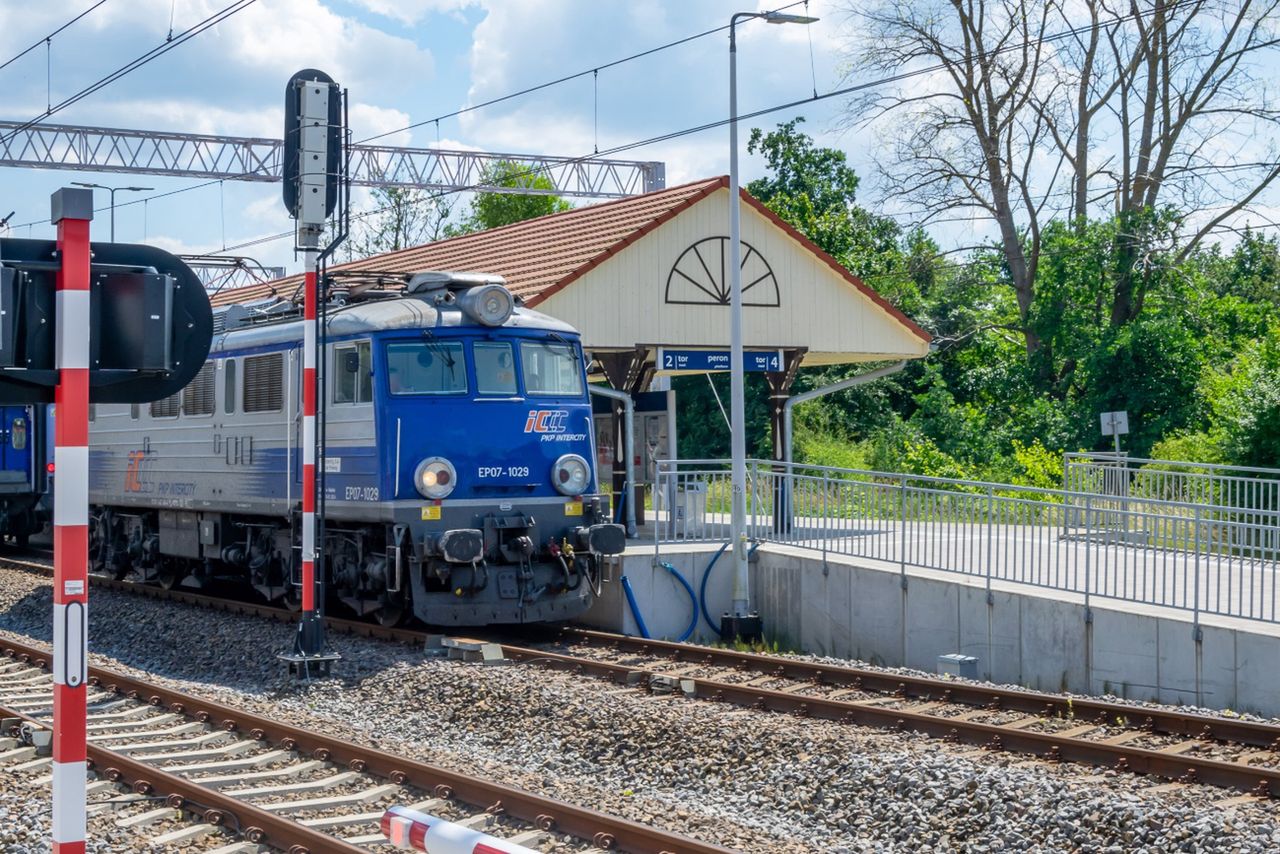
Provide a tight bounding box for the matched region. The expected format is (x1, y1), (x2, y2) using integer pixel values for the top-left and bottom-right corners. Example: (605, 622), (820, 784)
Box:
(333, 341), (372, 403)
(244, 353), (285, 413)
(521, 342), (584, 397)
(474, 342), (517, 395)
(386, 341), (467, 395)
(224, 359), (237, 414)
(182, 363), (215, 417)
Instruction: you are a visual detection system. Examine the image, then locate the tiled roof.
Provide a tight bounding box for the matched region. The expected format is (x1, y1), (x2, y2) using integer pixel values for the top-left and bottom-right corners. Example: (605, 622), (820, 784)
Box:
(208, 175), (929, 343)
(209, 176), (727, 308)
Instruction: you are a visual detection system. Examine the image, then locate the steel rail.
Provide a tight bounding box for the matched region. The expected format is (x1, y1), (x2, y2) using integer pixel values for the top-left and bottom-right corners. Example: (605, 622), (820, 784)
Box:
(5, 554), (1280, 798)
(0, 634), (729, 854)
(492, 642), (1280, 798)
(558, 629), (1280, 750)
(0, 693), (366, 854)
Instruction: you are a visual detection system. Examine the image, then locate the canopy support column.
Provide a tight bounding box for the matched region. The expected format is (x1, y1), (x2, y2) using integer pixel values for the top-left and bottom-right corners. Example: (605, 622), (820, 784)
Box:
(764, 349), (805, 535)
(596, 348), (652, 535)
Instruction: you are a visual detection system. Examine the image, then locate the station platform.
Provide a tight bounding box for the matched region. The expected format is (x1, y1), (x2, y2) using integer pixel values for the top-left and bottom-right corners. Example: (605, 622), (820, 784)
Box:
(584, 533), (1280, 718)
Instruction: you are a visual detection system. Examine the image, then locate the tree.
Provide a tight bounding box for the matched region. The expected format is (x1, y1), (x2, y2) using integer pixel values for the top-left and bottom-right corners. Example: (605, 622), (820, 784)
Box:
(841, 0), (1280, 346)
(747, 119), (902, 281)
(450, 161), (572, 235)
(343, 186), (454, 261)
(844, 0), (1057, 357)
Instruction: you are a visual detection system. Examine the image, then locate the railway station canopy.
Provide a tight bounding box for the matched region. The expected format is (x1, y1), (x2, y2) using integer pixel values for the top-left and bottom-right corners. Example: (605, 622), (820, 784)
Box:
(212, 175), (931, 379)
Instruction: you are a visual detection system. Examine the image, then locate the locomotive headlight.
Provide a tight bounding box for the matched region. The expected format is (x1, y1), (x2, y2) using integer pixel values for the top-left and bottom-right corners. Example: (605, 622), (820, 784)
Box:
(414, 457), (457, 500)
(551, 454), (590, 497)
(457, 284), (514, 327)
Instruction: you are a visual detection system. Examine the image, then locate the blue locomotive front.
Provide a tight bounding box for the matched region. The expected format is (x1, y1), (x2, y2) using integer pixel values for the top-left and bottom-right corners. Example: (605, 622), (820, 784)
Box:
(87, 271), (624, 627)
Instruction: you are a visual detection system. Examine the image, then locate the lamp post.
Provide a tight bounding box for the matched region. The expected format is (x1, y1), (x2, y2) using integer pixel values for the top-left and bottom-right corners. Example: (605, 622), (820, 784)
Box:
(726, 9), (817, 629)
(70, 182), (153, 241)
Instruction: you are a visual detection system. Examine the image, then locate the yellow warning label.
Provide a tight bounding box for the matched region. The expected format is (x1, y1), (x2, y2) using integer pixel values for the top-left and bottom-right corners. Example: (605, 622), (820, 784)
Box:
(564, 501), (583, 516)
(421, 505), (441, 521)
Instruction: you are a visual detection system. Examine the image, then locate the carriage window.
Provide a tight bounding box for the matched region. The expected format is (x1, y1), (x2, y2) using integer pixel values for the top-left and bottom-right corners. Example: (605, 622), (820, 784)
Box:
(385, 341), (467, 395)
(474, 342), (517, 395)
(521, 342), (583, 396)
(224, 359), (236, 414)
(334, 341), (372, 403)
(150, 392), (180, 419)
(182, 363), (215, 416)
(244, 353), (284, 413)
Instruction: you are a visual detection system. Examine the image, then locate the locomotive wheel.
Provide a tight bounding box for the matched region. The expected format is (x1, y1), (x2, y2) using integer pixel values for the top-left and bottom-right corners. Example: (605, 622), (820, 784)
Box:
(374, 604), (405, 627)
(158, 570), (181, 590)
(282, 589), (303, 613)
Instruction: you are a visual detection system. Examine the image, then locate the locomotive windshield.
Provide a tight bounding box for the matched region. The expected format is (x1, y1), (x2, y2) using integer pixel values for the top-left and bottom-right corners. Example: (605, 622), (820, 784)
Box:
(521, 341), (584, 397)
(386, 341), (467, 395)
(474, 341), (518, 395)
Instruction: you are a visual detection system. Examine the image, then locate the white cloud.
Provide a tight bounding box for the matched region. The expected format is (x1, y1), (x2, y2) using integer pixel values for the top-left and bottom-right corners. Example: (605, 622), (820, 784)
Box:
(348, 0), (476, 26)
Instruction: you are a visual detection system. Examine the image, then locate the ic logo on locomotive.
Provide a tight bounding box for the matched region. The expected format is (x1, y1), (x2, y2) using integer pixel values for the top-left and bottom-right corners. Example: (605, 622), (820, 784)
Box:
(124, 450), (147, 493)
(523, 409), (568, 434)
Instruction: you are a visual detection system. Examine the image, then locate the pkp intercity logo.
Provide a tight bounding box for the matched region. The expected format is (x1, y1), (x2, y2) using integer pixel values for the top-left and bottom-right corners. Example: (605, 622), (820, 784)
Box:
(524, 409), (569, 434)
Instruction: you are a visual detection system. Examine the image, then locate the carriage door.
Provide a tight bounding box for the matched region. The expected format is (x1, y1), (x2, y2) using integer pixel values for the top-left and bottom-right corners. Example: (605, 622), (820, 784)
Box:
(0, 406), (33, 488)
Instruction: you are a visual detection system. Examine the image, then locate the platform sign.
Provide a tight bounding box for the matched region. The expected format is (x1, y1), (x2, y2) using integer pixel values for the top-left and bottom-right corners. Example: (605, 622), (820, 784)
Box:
(657, 348), (784, 373)
(1100, 410), (1129, 436)
(1100, 410), (1129, 456)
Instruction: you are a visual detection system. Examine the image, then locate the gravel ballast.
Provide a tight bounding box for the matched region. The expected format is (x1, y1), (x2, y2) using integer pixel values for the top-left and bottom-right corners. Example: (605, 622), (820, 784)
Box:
(0, 567), (1278, 852)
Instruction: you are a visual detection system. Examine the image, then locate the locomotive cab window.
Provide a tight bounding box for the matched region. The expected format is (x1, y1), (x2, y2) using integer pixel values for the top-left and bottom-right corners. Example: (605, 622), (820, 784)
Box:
(474, 342), (517, 396)
(244, 353), (284, 413)
(386, 341), (467, 395)
(334, 341), (372, 403)
(521, 341), (583, 397)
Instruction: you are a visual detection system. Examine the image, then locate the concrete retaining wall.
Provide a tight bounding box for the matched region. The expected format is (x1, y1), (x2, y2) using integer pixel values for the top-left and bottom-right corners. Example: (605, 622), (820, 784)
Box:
(582, 544), (1280, 717)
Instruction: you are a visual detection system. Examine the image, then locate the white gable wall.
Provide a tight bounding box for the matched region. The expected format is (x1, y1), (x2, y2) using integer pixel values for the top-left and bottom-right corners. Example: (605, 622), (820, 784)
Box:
(537, 187), (929, 365)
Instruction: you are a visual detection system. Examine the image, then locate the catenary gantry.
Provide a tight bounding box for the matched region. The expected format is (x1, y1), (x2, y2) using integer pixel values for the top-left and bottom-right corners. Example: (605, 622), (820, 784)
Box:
(0, 120), (666, 199)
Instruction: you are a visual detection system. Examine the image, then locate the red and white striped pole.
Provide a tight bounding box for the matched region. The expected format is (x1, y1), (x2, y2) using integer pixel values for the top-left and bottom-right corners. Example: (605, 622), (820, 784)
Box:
(301, 250), (319, 622)
(50, 187), (92, 854)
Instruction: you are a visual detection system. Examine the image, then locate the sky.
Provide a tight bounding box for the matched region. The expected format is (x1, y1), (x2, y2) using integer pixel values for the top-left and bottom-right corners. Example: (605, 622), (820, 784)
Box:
(0, 1), (1275, 279)
(0, 0), (875, 276)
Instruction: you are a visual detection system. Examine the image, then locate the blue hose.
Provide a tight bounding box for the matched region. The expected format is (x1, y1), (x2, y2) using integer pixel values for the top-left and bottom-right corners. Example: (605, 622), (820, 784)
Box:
(620, 575), (651, 639)
(659, 562), (699, 643)
(699, 543), (730, 633)
(700, 540), (765, 636)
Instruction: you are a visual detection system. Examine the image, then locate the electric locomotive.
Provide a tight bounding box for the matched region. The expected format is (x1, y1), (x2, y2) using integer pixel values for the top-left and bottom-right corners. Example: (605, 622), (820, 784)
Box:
(0, 404), (46, 546)
(86, 271), (624, 626)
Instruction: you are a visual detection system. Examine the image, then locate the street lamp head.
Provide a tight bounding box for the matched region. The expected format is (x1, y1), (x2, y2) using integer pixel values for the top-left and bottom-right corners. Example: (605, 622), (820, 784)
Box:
(764, 12), (819, 24)
(71, 181), (104, 190)
(123, 186), (154, 193)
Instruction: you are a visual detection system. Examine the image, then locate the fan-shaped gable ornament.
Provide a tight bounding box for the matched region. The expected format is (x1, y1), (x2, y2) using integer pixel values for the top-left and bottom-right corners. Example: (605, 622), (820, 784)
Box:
(665, 236), (780, 307)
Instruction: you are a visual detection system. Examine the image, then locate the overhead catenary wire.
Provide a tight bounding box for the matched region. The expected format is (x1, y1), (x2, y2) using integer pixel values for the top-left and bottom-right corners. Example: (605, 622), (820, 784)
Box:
(0, 0), (110, 74)
(3, 4), (798, 231)
(1, 0), (258, 146)
(195, 0), (1263, 259)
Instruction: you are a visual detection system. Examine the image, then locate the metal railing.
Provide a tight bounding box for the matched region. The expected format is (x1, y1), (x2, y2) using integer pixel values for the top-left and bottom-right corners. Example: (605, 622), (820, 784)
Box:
(1064, 452), (1280, 515)
(656, 459), (1280, 626)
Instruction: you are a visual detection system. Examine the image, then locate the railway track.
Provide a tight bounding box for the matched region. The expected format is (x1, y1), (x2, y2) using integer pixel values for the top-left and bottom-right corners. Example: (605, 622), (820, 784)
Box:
(0, 632), (731, 854)
(5, 551), (1280, 804)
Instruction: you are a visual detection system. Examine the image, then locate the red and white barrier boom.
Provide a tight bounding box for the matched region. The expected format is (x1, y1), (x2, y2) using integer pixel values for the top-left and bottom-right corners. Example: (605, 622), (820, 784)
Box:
(381, 806), (538, 854)
(51, 187), (92, 854)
